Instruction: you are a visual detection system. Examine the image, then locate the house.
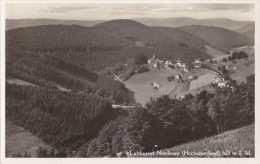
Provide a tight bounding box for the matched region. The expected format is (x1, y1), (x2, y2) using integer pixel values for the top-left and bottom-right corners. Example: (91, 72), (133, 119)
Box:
(151, 82), (160, 90)
(184, 67), (189, 72)
(188, 75), (194, 80)
(194, 64), (201, 68)
(175, 74), (183, 83)
(195, 58), (202, 64)
(165, 60), (173, 66)
(212, 74), (225, 84)
(176, 60), (182, 67)
(218, 82), (226, 88)
(233, 67), (238, 70)
(148, 55), (158, 67)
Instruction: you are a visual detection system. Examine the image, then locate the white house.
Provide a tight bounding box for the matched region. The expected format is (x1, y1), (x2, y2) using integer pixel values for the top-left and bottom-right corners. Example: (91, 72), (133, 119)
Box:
(218, 82), (226, 88)
(151, 82), (160, 89)
(176, 60), (182, 67)
(195, 64), (201, 68)
(184, 67), (189, 72)
(165, 60), (173, 65)
(195, 58), (201, 64)
(148, 55), (158, 67)
(188, 75), (194, 80)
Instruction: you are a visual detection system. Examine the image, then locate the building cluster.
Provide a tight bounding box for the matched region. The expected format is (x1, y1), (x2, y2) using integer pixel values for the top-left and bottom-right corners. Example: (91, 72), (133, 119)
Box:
(147, 55), (202, 73)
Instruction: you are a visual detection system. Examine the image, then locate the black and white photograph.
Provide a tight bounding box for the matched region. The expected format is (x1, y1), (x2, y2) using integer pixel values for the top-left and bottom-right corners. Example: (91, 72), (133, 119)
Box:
(0, 0), (259, 162)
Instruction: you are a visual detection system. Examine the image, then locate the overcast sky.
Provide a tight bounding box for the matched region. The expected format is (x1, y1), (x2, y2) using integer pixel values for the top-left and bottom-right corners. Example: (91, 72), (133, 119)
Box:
(6, 3), (255, 21)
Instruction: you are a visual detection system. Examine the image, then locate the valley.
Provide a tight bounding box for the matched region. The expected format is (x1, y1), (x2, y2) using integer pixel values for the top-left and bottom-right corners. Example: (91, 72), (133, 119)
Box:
(4, 16), (255, 158)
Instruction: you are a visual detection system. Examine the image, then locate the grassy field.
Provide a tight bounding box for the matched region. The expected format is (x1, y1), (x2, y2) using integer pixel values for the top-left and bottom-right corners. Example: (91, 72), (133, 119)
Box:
(210, 46), (254, 83)
(6, 77), (38, 87)
(124, 67), (180, 104)
(6, 120), (52, 157)
(132, 124), (254, 158)
(125, 67), (218, 104)
(189, 72), (216, 90)
(204, 45), (227, 58)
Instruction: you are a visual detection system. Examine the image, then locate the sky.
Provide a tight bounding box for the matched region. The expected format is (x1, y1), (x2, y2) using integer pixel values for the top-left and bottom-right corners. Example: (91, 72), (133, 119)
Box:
(6, 3), (255, 21)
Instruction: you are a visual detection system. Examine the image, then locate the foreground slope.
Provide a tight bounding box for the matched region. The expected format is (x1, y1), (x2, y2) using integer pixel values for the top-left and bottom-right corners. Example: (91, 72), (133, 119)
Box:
(134, 124), (254, 157)
(165, 124), (254, 157)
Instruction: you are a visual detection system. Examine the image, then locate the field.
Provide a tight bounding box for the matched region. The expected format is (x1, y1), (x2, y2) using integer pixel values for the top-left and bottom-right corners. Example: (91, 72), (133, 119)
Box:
(6, 120), (52, 157)
(210, 46), (255, 83)
(125, 67), (217, 104)
(204, 45), (227, 58)
(124, 67), (180, 104)
(189, 73), (216, 90)
(133, 124), (254, 158)
(6, 77), (38, 87)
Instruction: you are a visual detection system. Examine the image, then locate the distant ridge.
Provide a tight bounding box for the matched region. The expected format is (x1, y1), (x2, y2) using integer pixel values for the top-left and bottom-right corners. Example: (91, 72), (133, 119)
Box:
(6, 17), (253, 31)
(178, 25), (254, 51)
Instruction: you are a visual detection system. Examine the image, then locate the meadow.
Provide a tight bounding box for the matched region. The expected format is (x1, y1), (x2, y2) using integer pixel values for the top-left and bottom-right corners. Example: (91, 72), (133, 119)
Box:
(125, 67), (217, 103)
(124, 67), (180, 104)
(133, 124), (254, 158)
(6, 120), (52, 157)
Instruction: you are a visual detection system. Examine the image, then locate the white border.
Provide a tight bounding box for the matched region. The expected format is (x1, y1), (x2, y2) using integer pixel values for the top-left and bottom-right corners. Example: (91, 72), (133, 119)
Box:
(0, 0), (259, 164)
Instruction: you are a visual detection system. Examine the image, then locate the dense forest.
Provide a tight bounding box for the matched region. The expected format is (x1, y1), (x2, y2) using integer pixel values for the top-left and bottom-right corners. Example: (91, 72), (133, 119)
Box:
(6, 48), (128, 104)
(6, 84), (126, 151)
(6, 21), (213, 71)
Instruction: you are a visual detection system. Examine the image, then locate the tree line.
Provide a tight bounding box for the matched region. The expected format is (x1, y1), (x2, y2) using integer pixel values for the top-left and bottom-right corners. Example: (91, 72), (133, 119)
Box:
(79, 74), (254, 157)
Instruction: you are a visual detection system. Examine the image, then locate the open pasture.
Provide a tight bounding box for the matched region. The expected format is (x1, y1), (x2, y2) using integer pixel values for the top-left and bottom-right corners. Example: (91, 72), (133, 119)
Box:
(6, 120), (52, 157)
(124, 68), (180, 104)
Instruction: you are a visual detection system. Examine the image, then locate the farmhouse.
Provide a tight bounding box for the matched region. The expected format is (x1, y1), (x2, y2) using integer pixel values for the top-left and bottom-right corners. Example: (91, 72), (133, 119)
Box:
(151, 82), (160, 90)
(175, 74), (183, 83)
(148, 55), (160, 68)
(194, 64), (201, 69)
(218, 82), (226, 88)
(212, 74), (225, 84)
(176, 60), (183, 67)
(165, 60), (173, 66)
(194, 58), (202, 64)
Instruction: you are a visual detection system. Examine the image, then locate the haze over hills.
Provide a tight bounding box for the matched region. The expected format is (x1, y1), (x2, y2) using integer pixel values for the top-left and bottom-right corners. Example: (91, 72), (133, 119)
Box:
(135, 17), (252, 31)
(6, 17), (253, 31)
(5, 18), (104, 30)
(177, 25), (254, 51)
(235, 22), (255, 39)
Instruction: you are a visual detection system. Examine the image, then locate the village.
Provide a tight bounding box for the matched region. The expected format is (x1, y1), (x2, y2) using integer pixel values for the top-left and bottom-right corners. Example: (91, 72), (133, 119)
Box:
(123, 46), (254, 105)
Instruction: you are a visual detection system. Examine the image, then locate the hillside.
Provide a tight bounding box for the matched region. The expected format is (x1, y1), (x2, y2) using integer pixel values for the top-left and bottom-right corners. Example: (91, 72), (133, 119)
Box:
(178, 25), (254, 51)
(235, 22), (255, 39)
(132, 125), (254, 157)
(6, 24), (130, 51)
(165, 124), (254, 157)
(6, 48), (128, 104)
(93, 19), (206, 48)
(6, 21), (212, 71)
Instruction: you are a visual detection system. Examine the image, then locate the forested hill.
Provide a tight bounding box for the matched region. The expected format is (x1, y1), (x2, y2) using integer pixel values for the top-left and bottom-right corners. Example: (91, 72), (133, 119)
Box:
(6, 49), (129, 104)
(178, 25), (254, 51)
(93, 19), (206, 49)
(235, 22), (255, 39)
(6, 20), (212, 71)
(6, 24), (130, 51)
(6, 20), (254, 71)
